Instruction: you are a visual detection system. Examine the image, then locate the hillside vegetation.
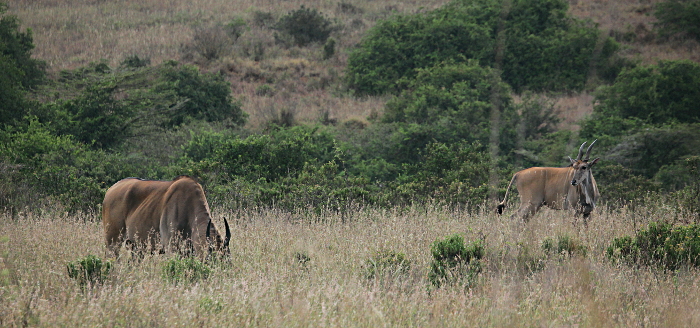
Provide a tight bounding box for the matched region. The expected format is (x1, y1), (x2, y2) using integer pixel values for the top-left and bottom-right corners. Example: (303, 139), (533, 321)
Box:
(2, 0), (700, 325)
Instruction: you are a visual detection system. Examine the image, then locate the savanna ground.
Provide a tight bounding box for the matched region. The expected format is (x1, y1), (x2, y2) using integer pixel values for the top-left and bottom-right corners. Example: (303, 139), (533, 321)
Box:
(2, 204), (700, 326)
(3, 0), (700, 326)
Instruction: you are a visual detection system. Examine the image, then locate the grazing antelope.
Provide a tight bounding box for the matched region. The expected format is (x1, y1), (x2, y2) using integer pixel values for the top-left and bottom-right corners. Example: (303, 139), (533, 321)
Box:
(102, 176), (230, 257)
(497, 140), (600, 223)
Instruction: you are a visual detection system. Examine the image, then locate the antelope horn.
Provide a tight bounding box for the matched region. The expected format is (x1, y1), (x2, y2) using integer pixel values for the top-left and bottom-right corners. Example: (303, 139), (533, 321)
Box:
(576, 142), (587, 161)
(223, 218), (231, 248)
(584, 139), (597, 161)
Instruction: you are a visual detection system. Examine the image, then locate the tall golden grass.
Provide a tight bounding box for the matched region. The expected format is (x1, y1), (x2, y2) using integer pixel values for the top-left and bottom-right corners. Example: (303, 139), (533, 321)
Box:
(1, 204), (699, 326)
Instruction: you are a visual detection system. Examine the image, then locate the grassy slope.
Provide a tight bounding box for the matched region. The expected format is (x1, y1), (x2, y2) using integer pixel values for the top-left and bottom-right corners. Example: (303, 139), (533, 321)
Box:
(11, 0), (697, 130)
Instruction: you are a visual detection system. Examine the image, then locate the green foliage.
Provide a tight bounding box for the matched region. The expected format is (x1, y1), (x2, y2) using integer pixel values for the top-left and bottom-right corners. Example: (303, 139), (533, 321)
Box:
(198, 297), (224, 314)
(604, 124), (700, 179)
(32, 61), (245, 148)
(274, 6), (336, 47)
(664, 156), (700, 221)
(0, 54), (30, 125)
(0, 3), (45, 126)
(394, 141), (491, 206)
(428, 234), (483, 288)
(346, 0), (621, 95)
(0, 3), (46, 89)
(157, 63), (246, 127)
(364, 249), (411, 280)
(225, 17), (248, 41)
(583, 60), (700, 130)
(542, 235), (587, 257)
(184, 125), (339, 182)
(382, 61), (518, 156)
(0, 120), (142, 212)
(322, 37), (336, 60)
(162, 256), (212, 284)
(607, 222), (700, 271)
(66, 255), (112, 287)
(120, 54), (150, 68)
(594, 162), (659, 206)
(654, 0), (700, 41)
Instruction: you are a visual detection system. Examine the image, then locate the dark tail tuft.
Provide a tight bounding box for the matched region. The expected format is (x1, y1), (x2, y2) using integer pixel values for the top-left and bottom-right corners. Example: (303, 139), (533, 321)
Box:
(496, 203), (505, 215)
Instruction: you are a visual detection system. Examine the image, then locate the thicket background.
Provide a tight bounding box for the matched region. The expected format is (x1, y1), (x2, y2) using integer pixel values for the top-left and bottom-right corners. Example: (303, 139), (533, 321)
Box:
(2, 0), (700, 326)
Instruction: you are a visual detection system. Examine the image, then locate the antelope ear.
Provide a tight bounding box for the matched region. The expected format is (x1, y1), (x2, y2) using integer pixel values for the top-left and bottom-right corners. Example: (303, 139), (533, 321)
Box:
(589, 158), (600, 166)
(568, 156), (575, 164)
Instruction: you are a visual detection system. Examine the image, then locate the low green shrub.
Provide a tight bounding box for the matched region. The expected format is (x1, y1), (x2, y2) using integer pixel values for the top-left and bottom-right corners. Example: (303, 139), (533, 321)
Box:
(542, 235), (587, 257)
(654, 0), (700, 41)
(66, 255), (112, 287)
(274, 6), (336, 47)
(607, 222), (700, 271)
(428, 234), (483, 288)
(364, 250), (411, 280)
(162, 256), (212, 284)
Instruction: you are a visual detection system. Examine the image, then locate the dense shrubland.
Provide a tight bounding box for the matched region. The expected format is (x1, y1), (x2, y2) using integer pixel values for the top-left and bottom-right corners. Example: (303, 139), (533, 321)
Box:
(2, 0), (699, 218)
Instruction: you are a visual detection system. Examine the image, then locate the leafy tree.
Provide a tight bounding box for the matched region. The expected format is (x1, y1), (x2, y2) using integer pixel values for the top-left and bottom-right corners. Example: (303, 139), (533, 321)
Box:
(654, 0), (700, 41)
(274, 6), (336, 47)
(31, 61), (245, 149)
(157, 63), (246, 127)
(346, 0), (621, 95)
(583, 60), (700, 130)
(382, 61), (518, 157)
(0, 2), (46, 89)
(0, 2), (45, 126)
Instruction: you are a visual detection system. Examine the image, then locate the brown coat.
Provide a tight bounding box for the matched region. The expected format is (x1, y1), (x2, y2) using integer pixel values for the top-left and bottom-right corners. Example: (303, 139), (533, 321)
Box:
(102, 176), (229, 257)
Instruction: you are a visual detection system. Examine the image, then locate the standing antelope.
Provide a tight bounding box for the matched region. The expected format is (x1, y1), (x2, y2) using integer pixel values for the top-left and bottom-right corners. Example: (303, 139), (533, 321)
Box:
(497, 140), (600, 223)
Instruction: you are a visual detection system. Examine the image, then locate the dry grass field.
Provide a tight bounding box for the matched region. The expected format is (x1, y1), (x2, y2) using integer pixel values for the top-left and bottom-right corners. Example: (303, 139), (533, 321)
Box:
(2, 205), (700, 327)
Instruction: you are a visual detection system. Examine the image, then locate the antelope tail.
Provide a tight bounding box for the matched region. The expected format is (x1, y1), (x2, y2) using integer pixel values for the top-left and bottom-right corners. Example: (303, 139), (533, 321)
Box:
(496, 173), (517, 215)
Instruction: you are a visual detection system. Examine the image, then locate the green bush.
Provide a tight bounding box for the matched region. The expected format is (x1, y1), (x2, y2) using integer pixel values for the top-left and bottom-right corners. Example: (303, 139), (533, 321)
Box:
(428, 234), (483, 288)
(393, 141), (492, 206)
(593, 162), (659, 206)
(364, 250), (411, 281)
(346, 0), (621, 95)
(183, 125), (339, 182)
(663, 156), (700, 221)
(0, 3), (45, 126)
(0, 120), (143, 212)
(382, 60), (518, 156)
(603, 124), (700, 179)
(607, 222), (700, 271)
(157, 63), (246, 127)
(542, 235), (587, 257)
(274, 6), (336, 47)
(162, 256), (212, 284)
(582, 60), (700, 131)
(0, 3), (46, 90)
(654, 0), (700, 41)
(67, 255), (112, 287)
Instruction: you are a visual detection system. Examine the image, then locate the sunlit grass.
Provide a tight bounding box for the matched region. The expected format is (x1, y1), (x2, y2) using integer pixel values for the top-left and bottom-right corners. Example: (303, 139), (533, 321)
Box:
(1, 203), (699, 326)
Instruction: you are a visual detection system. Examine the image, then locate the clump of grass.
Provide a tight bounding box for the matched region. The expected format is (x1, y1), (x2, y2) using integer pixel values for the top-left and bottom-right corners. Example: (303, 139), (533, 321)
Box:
(363, 249), (411, 281)
(542, 234), (588, 258)
(66, 255), (112, 287)
(428, 234), (483, 288)
(161, 256), (212, 284)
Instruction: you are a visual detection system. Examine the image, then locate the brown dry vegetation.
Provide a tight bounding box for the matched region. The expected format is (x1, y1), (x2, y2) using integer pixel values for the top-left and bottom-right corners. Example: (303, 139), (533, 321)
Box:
(2, 205), (700, 326)
(10, 0), (698, 130)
